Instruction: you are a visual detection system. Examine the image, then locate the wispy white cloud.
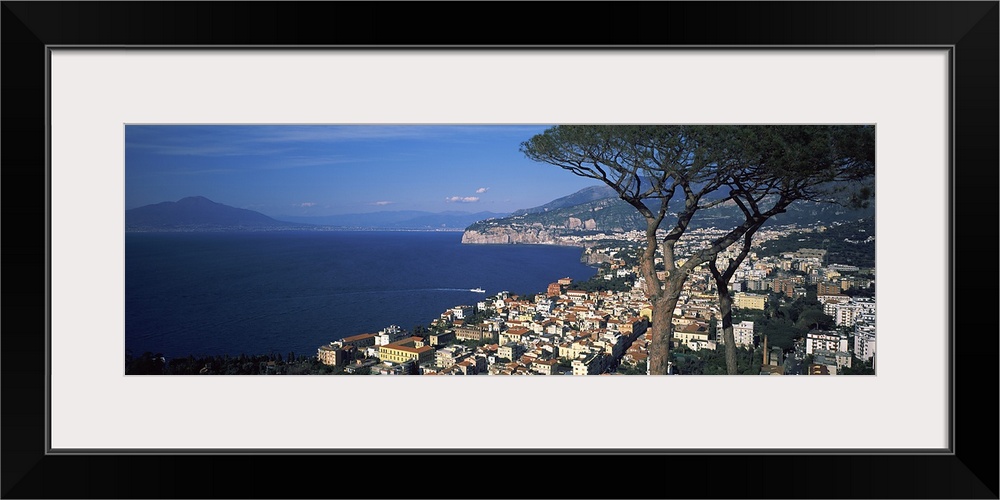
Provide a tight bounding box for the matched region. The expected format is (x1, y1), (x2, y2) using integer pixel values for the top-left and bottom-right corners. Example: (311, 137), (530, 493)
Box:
(446, 196), (480, 203)
(475, 187), (489, 194)
(298, 202), (317, 208)
(371, 201), (394, 206)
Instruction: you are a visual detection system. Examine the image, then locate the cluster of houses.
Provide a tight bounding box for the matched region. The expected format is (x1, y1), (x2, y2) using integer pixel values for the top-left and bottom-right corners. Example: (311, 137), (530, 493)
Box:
(317, 277), (656, 375)
(317, 230), (876, 375)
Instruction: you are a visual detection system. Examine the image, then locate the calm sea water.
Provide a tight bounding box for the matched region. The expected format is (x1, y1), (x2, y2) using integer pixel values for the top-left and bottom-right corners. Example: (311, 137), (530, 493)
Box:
(125, 231), (596, 359)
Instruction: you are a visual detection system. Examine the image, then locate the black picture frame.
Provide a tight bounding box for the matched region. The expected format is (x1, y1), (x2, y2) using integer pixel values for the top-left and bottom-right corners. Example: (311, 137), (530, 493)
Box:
(3, 2), (997, 498)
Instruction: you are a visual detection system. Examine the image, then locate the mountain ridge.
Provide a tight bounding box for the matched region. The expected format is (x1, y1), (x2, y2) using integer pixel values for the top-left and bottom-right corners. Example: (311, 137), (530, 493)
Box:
(510, 184), (618, 216)
(463, 184), (874, 244)
(125, 196), (310, 232)
(125, 197), (511, 232)
(273, 210), (509, 230)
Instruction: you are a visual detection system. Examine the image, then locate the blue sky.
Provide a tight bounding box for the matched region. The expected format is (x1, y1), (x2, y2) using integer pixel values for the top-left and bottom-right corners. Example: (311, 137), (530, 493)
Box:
(125, 125), (600, 217)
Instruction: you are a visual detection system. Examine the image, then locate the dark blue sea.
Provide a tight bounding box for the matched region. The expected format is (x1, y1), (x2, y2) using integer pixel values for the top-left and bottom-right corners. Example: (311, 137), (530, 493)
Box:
(125, 231), (596, 359)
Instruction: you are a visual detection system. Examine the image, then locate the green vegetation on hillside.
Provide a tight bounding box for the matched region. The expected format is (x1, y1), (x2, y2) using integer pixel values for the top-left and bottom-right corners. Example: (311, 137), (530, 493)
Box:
(731, 293), (835, 350)
(467, 192), (873, 236)
(758, 217), (875, 267)
(467, 197), (647, 233)
(670, 345), (762, 375)
(567, 269), (635, 293)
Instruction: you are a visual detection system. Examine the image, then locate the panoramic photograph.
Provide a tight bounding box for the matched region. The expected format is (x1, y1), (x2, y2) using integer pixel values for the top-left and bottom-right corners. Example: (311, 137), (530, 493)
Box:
(125, 124), (876, 376)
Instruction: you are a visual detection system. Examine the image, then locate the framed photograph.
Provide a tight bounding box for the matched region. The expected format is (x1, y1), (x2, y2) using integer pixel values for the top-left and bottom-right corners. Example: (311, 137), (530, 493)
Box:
(4, 2), (996, 498)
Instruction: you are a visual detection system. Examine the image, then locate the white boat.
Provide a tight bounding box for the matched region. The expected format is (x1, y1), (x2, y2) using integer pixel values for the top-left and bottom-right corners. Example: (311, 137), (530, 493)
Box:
(470, 287), (486, 293)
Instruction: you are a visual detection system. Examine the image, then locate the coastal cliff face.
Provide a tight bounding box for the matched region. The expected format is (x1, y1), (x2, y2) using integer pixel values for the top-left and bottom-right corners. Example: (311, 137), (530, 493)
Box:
(462, 225), (610, 268)
(581, 249), (612, 266)
(461, 226), (570, 245)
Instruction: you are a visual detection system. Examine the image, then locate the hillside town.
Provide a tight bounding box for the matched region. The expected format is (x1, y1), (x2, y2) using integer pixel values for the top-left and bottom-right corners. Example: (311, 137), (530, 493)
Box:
(317, 223), (876, 376)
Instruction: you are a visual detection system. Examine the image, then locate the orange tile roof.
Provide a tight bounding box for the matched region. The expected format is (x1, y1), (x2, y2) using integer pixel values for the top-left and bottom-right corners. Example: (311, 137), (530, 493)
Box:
(342, 333), (377, 342)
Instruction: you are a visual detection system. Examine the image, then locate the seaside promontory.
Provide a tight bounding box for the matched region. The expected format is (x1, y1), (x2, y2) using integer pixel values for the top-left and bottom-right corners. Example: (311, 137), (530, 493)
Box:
(460, 224), (568, 245)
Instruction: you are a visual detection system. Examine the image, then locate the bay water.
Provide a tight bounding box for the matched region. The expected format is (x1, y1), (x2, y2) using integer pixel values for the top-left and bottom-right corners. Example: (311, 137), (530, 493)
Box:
(125, 231), (596, 359)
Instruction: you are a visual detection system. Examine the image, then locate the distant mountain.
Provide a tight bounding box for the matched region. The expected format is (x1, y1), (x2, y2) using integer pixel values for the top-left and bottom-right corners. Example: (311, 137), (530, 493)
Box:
(274, 210), (509, 230)
(465, 184), (874, 241)
(126, 196), (311, 232)
(510, 184), (618, 216)
(509, 180), (730, 217)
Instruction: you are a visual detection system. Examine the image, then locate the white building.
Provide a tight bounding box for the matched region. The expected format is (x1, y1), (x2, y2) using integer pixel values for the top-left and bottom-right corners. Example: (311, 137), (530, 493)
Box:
(818, 294), (851, 316)
(717, 320), (754, 347)
(854, 297), (876, 324)
(374, 325), (407, 346)
(733, 321), (754, 347)
(451, 305), (474, 320)
(687, 339), (718, 352)
(535, 299), (555, 316)
(834, 303), (861, 327)
(854, 327), (876, 362)
(806, 330), (848, 355)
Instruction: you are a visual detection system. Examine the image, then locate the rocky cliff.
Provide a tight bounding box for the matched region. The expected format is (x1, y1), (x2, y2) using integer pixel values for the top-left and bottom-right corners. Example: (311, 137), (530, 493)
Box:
(581, 248), (613, 266)
(462, 225), (613, 268)
(461, 225), (575, 245)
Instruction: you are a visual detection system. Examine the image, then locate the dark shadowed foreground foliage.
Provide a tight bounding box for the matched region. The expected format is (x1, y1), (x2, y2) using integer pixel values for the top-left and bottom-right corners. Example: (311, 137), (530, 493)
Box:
(124, 351), (365, 375)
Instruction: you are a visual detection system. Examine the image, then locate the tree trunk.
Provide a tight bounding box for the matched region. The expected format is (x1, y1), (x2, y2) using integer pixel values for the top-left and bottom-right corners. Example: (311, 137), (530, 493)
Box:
(648, 280), (682, 375)
(717, 288), (738, 375)
(709, 225), (761, 375)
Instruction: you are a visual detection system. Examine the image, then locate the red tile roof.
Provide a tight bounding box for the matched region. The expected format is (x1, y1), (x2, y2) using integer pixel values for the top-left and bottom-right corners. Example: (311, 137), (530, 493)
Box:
(342, 333), (377, 342)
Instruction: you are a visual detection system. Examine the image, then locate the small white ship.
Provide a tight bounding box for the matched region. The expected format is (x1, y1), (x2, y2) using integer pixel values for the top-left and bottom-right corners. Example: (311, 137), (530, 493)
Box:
(470, 287), (486, 293)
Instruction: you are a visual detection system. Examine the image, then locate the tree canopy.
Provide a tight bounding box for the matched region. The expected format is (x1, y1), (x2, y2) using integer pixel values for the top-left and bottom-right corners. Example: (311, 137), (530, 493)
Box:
(704, 125), (874, 373)
(521, 125), (875, 375)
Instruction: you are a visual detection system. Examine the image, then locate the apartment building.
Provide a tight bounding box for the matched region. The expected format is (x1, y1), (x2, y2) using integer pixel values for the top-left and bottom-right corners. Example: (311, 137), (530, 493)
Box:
(805, 330), (848, 354)
(378, 337), (434, 365)
(734, 292), (767, 310)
